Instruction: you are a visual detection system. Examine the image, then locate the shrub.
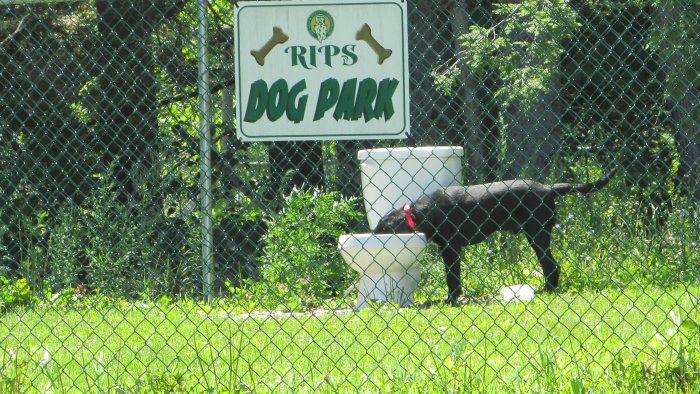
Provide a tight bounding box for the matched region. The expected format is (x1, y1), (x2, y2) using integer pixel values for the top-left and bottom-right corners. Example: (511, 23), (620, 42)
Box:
(47, 176), (200, 298)
(258, 188), (362, 307)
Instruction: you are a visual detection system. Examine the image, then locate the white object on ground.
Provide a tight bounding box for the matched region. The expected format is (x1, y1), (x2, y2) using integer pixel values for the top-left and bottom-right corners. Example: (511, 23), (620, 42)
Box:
(500, 285), (536, 302)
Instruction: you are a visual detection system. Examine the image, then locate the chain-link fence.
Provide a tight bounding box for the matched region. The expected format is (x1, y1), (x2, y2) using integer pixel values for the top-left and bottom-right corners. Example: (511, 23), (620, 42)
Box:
(1, 0), (699, 392)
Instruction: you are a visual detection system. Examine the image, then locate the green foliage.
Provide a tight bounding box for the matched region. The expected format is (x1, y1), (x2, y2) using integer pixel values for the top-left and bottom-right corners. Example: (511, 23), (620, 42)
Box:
(604, 308), (700, 393)
(0, 277), (33, 312)
(460, 0), (579, 109)
(429, 67), (461, 97)
(647, 0), (700, 97)
(258, 188), (362, 307)
(46, 171), (200, 299)
(650, 310), (700, 389)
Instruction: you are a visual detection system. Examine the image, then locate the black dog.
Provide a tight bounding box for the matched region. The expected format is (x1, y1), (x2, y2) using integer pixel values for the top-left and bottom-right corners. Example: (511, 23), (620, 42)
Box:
(373, 169), (616, 303)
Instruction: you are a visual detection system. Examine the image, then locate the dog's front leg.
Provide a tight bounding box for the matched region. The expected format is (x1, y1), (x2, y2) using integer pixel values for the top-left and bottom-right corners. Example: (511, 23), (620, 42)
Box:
(440, 245), (463, 304)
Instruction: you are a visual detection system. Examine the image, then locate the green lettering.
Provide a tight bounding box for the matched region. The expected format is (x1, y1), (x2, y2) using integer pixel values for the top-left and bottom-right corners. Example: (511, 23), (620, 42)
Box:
(314, 78), (340, 121)
(284, 46), (311, 69)
(319, 45), (340, 67)
(341, 45), (358, 66)
(333, 78), (357, 121)
(353, 78), (378, 122)
(243, 79), (267, 123)
(267, 79), (288, 121)
(309, 45), (317, 67)
(374, 78), (399, 120)
(287, 80), (308, 123)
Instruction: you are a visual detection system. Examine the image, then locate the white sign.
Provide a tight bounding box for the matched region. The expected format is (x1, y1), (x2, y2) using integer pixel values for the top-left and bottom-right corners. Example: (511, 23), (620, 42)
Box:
(234, 0), (409, 141)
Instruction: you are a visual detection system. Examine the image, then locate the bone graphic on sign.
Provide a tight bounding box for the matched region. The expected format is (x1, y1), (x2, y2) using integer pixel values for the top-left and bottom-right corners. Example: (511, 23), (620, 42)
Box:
(251, 27), (289, 66)
(356, 23), (392, 64)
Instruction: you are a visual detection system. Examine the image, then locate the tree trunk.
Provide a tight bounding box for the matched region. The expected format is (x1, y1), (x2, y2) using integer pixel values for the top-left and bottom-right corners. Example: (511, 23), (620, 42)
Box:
(268, 141), (324, 200)
(408, 0), (458, 146)
(671, 90), (700, 202)
(500, 2), (562, 181)
(94, 1), (160, 210)
(502, 79), (562, 180)
(652, 3), (700, 204)
(451, 0), (500, 181)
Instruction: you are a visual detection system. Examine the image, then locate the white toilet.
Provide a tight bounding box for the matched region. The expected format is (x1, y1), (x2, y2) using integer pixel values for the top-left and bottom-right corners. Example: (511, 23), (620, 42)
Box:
(339, 233), (427, 309)
(338, 146), (464, 309)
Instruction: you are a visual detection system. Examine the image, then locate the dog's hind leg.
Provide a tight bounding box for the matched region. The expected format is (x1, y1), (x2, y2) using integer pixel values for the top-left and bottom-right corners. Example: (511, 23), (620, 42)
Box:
(441, 245), (463, 303)
(524, 222), (559, 291)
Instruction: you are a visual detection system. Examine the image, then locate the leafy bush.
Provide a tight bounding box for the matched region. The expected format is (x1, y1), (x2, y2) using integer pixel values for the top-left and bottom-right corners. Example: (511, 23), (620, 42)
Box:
(258, 188), (362, 307)
(0, 277), (34, 312)
(47, 175), (200, 299)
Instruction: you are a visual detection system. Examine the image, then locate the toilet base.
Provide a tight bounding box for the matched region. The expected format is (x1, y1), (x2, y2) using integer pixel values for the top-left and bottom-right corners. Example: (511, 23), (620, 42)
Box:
(355, 268), (420, 310)
(338, 233), (427, 310)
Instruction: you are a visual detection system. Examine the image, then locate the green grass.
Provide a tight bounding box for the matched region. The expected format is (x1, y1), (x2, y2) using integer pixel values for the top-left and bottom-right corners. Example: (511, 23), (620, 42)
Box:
(1, 185), (699, 392)
(1, 286), (699, 393)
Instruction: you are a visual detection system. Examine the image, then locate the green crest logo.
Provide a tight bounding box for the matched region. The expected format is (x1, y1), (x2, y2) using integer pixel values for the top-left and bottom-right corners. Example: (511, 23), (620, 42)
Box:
(307, 10), (334, 43)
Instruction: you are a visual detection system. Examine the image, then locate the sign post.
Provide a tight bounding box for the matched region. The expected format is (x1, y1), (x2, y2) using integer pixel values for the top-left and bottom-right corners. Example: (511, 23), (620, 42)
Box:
(234, 0), (409, 141)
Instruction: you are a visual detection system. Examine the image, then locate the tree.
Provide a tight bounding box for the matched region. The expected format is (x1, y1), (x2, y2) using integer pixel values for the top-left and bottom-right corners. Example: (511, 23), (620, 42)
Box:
(460, 0), (579, 180)
(651, 0), (700, 205)
(405, 0), (504, 181)
(409, 0), (466, 146)
(93, 1), (186, 209)
(1, 4), (94, 278)
(560, 3), (673, 228)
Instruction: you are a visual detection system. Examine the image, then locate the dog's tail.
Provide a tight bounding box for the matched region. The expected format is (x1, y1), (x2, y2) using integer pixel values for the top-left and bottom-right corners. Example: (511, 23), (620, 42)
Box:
(550, 168), (617, 196)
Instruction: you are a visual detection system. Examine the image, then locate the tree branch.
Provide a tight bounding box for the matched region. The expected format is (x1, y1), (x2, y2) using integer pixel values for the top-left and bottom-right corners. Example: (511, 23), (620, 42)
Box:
(159, 77), (235, 106)
(1, 14), (34, 47)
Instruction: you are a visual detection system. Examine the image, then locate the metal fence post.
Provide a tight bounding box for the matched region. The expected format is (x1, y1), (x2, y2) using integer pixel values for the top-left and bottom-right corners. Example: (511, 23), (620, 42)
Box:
(197, 0), (213, 301)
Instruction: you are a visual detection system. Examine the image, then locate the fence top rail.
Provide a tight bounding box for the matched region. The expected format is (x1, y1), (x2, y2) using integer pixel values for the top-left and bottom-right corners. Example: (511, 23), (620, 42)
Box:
(1, 0), (83, 4)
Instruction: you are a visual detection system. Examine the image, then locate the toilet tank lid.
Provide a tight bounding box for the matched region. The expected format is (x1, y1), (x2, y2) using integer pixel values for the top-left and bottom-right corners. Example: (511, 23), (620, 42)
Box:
(357, 146), (464, 161)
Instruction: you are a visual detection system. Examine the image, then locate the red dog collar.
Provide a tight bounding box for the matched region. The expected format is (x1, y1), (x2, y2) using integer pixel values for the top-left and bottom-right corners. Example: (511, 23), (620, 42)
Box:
(403, 203), (416, 230)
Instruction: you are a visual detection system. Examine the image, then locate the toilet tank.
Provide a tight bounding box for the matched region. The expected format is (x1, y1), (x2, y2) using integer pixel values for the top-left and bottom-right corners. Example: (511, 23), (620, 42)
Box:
(358, 146), (464, 230)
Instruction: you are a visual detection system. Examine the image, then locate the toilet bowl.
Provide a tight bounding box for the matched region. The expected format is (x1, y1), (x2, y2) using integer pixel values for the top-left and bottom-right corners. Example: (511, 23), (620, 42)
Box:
(339, 233), (427, 309)
(338, 146), (464, 309)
